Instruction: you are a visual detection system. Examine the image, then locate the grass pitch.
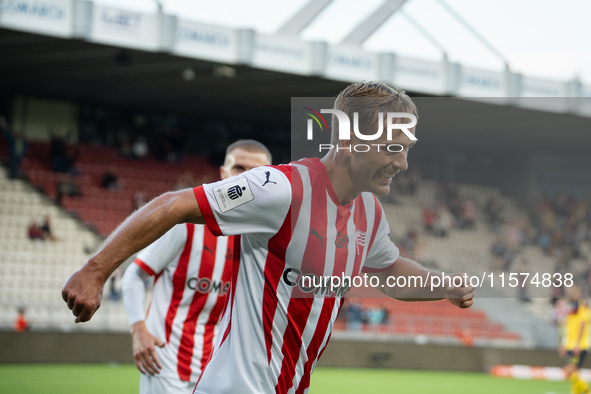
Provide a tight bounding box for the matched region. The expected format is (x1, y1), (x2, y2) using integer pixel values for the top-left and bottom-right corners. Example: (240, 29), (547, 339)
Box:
(0, 364), (570, 393)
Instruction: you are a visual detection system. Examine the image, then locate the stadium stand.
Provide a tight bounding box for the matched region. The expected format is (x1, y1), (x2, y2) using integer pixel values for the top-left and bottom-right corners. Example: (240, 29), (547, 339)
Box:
(0, 164), (131, 331)
(5, 140), (585, 347)
(20, 142), (219, 237)
(334, 298), (520, 345)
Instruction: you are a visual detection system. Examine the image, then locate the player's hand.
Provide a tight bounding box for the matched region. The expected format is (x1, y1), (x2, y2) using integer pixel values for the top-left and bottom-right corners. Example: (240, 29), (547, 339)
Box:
(62, 264), (105, 323)
(559, 345), (566, 358)
(131, 321), (165, 375)
(444, 273), (475, 309)
(573, 345), (581, 356)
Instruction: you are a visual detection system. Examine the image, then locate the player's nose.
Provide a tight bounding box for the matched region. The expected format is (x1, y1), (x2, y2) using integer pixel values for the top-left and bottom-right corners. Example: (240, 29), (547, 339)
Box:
(391, 151), (408, 172)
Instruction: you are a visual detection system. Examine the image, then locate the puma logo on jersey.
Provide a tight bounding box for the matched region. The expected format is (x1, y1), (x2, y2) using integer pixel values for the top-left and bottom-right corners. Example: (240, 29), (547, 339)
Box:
(309, 229), (326, 248)
(203, 246), (214, 256)
(262, 171), (277, 187)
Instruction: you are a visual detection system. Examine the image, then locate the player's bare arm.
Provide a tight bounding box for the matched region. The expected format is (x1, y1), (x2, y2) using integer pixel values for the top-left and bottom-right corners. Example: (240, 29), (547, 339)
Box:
(62, 188), (204, 323)
(371, 257), (475, 308)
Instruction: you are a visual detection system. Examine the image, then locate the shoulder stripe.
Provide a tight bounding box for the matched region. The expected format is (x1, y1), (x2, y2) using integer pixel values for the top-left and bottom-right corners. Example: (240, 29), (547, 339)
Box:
(194, 186), (222, 236)
(133, 258), (157, 276)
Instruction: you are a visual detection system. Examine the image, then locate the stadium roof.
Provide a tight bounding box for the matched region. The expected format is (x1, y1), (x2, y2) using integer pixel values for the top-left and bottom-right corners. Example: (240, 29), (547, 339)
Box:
(1, 0), (591, 156)
(2, 27), (591, 156)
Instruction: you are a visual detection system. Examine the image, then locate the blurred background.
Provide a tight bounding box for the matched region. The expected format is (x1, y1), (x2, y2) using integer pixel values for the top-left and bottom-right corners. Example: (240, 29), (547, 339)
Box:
(1, 0), (591, 392)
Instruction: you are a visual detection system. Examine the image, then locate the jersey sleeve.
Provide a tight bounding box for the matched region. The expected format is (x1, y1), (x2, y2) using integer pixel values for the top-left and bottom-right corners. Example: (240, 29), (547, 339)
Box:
(134, 224), (188, 275)
(362, 207), (399, 273)
(193, 166), (291, 237)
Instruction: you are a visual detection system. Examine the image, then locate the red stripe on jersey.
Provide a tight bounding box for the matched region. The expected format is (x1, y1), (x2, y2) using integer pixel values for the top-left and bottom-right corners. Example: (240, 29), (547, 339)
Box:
(275, 297), (314, 394)
(295, 298), (335, 394)
(165, 223), (195, 344)
(262, 168), (300, 364)
(275, 167), (326, 393)
(199, 247), (233, 371)
(194, 186), (222, 236)
(134, 258), (157, 276)
(177, 227), (218, 381)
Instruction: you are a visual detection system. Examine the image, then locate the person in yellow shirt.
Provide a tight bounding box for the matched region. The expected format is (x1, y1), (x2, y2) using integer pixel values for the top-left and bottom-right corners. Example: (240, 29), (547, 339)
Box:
(560, 299), (591, 394)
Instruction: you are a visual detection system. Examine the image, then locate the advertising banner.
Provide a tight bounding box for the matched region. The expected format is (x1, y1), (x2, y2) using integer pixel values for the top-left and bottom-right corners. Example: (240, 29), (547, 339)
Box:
(0, 0), (74, 38)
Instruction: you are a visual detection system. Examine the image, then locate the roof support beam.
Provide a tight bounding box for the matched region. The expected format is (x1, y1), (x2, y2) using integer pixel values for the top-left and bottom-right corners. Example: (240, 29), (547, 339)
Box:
(339, 0), (407, 45)
(275, 0), (334, 36)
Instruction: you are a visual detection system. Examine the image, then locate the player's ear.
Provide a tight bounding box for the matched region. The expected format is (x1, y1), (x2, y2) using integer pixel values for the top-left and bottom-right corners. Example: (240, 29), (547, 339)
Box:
(220, 166), (227, 180)
(340, 136), (354, 158)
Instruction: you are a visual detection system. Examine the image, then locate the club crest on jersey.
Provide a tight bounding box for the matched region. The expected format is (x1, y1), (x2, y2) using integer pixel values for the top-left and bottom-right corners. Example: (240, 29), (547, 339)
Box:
(213, 177), (254, 213)
(355, 230), (366, 254)
(335, 231), (348, 248)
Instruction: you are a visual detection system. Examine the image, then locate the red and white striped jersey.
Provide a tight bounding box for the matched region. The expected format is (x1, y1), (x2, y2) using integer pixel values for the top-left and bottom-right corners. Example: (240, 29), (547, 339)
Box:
(134, 223), (233, 382)
(193, 158), (398, 394)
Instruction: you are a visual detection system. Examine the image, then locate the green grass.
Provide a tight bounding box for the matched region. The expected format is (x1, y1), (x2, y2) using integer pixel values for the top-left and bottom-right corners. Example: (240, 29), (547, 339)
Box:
(0, 364), (570, 393)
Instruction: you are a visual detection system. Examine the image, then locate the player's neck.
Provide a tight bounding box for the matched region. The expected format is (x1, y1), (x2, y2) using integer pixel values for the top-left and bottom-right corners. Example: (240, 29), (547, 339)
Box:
(320, 152), (360, 205)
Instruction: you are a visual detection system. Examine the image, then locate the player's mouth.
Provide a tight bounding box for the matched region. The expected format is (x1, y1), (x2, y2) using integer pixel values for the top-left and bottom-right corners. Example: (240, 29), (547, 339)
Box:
(376, 169), (397, 182)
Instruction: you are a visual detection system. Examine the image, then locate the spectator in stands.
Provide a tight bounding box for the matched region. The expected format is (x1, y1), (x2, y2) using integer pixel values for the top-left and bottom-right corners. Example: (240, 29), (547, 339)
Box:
(27, 221), (44, 241)
(513, 257), (530, 302)
(14, 308), (29, 332)
(132, 191), (148, 211)
(456, 326), (474, 347)
(434, 203), (455, 238)
(40, 216), (58, 241)
(345, 302), (366, 332)
(380, 305), (389, 327)
(366, 306), (386, 332)
(536, 230), (552, 254)
(132, 136), (149, 159)
(460, 197), (476, 230)
(156, 122), (184, 163)
(486, 197), (503, 233)
(101, 166), (120, 190)
(108, 268), (123, 302)
(55, 173), (82, 205)
(50, 131), (70, 173)
(1, 116), (27, 179)
(422, 204), (436, 234)
(174, 171), (196, 190)
(490, 238), (507, 271)
(120, 141), (134, 158)
(401, 228), (419, 259)
(407, 170), (420, 196)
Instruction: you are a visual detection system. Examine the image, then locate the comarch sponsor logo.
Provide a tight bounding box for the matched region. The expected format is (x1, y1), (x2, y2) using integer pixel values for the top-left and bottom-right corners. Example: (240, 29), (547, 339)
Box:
(329, 52), (372, 70)
(1, 0), (65, 20)
(256, 43), (303, 57)
(100, 9), (141, 31)
(178, 27), (229, 47)
(462, 73), (501, 89)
